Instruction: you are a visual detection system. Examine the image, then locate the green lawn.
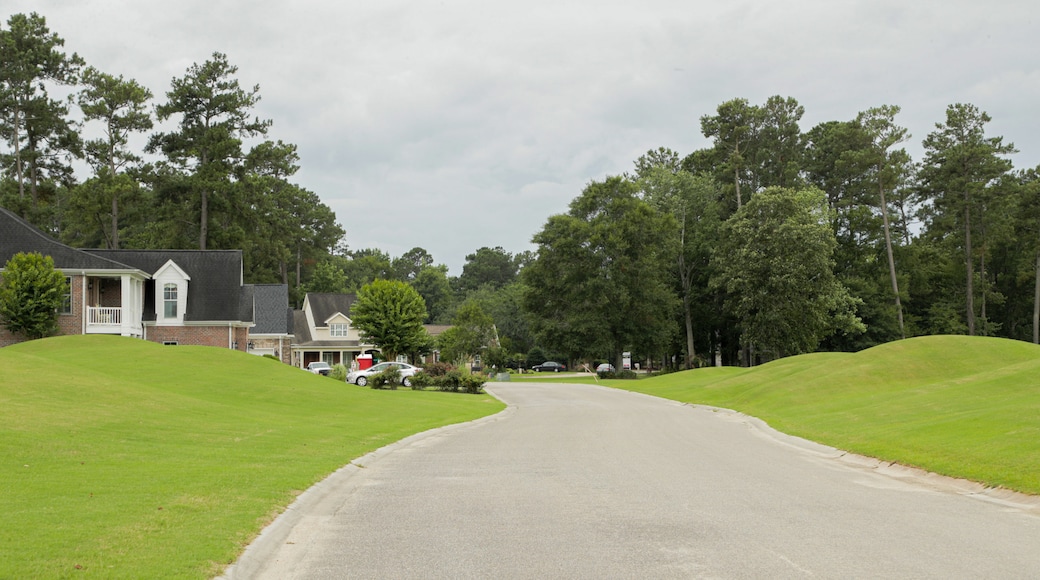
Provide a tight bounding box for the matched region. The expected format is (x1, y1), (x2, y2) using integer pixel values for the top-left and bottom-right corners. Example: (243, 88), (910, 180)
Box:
(597, 336), (1040, 495)
(0, 335), (504, 579)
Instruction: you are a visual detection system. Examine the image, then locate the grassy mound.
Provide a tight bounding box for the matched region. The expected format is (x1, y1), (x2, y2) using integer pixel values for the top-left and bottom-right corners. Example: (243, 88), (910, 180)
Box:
(622, 335), (1040, 495)
(0, 335), (504, 579)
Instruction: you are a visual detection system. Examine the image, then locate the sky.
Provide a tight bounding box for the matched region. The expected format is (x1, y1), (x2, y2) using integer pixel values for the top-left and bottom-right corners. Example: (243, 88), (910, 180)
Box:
(6, 0), (1040, 274)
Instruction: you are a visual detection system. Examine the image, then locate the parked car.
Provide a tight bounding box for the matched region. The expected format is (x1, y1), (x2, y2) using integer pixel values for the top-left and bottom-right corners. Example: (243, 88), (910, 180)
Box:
(347, 362), (422, 387)
(307, 361), (332, 376)
(596, 363), (615, 373)
(532, 361), (566, 372)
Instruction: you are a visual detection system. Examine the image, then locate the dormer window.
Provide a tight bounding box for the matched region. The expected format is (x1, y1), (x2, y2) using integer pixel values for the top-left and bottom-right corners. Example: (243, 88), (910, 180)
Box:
(330, 322), (349, 337)
(164, 283), (178, 318)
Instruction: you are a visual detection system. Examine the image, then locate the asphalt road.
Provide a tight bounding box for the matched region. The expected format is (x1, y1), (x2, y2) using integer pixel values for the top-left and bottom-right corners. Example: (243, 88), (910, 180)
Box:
(225, 381), (1040, 579)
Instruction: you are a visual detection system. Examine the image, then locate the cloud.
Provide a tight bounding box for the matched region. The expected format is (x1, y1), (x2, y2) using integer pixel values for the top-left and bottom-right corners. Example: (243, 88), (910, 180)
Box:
(6, 0), (1040, 273)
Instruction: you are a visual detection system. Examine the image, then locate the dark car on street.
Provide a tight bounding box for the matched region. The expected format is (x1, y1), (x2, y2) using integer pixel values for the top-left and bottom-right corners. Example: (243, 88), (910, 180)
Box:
(532, 361), (566, 372)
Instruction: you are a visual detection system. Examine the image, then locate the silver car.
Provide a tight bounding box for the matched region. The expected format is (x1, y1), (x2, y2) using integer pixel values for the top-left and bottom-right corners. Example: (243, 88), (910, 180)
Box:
(347, 362), (422, 387)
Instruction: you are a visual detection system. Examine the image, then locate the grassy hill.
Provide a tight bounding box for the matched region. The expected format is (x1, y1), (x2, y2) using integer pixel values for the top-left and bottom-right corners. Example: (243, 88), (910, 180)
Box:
(619, 335), (1040, 495)
(0, 335), (504, 579)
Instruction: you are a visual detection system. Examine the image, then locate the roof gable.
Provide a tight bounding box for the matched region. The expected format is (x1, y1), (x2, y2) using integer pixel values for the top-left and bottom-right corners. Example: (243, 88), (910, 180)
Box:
(304, 293), (358, 326)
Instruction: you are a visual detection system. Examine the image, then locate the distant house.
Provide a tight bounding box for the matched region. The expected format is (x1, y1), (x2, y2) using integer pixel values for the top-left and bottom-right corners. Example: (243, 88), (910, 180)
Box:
(291, 292), (372, 369)
(0, 206), (286, 352)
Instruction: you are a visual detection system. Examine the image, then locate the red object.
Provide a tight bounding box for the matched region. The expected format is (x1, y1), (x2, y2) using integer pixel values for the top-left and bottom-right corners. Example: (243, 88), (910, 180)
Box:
(357, 354), (373, 370)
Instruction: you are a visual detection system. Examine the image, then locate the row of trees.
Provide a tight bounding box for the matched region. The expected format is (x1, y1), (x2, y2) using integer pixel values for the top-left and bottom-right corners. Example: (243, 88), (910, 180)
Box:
(523, 96), (1036, 369)
(0, 13), (343, 298)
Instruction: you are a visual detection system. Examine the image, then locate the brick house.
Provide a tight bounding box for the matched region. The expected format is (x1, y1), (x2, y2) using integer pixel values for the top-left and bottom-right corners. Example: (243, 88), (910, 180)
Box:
(1, 206), (284, 352)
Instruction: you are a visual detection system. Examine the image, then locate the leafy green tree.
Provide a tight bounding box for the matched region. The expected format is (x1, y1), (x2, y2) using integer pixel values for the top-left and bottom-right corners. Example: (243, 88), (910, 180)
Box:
(0, 13), (83, 220)
(712, 187), (864, 360)
(393, 247), (434, 281)
(854, 105), (913, 339)
(147, 52), (270, 250)
(75, 67), (153, 248)
(457, 281), (532, 353)
(636, 151), (721, 368)
(0, 252), (66, 340)
(343, 248), (395, 291)
(411, 264), (454, 323)
(755, 95), (805, 189)
(523, 176), (679, 368)
(437, 301), (495, 368)
(455, 246), (518, 292)
(306, 260), (347, 294)
(919, 103), (1016, 335)
(700, 97), (760, 210)
(350, 279), (429, 362)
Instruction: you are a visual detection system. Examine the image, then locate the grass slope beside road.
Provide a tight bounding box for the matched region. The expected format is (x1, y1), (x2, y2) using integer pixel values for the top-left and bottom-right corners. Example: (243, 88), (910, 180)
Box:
(613, 335), (1040, 495)
(0, 335), (504, 579)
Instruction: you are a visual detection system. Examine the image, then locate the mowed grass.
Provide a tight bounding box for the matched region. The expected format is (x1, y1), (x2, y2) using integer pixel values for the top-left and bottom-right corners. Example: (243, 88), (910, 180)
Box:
(610, 335), (1040, 495)
(0, 335), (504, 579)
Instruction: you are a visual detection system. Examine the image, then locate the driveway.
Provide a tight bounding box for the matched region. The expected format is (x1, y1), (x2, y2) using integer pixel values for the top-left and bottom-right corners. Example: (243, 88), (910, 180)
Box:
(225, 381), (1040, 579)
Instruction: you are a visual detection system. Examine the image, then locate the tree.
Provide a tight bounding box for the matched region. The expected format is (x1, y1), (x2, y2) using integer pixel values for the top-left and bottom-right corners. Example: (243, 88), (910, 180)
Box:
(411, 264), (453, 323)
(700, 98), (760, 210)
(342, 248), (395, 291)
(712, 187), (864, 360)
(306, 260), (347, 294)
(437, 301), (496, 368)
(523, 176), (679, 368)
(919, 103), (1016, 335)
(393, 247), (434, 281)
(637, 152), (721, 368)
(854, 105), (913, 339)
(147, 52), (270, 250)
(0, 252), (66, 340)
(350, 279), (429, 362)
(455, 246), (518, 292)
(0, 13), (83, 213)
(76, 67), (153, 248)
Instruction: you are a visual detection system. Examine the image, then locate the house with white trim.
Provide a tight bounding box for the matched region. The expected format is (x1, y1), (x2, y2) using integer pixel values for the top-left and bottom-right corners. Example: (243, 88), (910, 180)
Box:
(0, 206), (289, 353)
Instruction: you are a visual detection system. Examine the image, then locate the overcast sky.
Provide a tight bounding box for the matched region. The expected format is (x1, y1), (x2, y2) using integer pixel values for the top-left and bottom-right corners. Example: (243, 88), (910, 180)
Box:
(7, 1), (1040, 274)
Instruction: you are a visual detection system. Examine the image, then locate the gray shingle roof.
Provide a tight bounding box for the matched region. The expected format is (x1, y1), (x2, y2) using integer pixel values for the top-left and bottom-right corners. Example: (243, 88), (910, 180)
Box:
(305, 293), (357, 325)
(0, 207), (138, 271)
(86, 249), (251, 323)
(250, 284), (293, 335)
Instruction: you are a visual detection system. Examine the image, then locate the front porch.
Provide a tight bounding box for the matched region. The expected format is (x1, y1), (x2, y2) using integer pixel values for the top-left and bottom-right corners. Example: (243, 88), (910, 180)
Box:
(83, 275), (145, 337)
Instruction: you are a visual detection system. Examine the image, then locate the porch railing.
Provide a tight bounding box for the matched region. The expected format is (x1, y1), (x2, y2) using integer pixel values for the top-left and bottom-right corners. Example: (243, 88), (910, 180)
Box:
(87, 306), (122, 326)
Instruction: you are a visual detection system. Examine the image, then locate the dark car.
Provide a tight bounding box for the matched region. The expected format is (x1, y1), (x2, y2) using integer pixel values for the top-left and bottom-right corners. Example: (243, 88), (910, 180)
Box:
(532, 361), (566, 372)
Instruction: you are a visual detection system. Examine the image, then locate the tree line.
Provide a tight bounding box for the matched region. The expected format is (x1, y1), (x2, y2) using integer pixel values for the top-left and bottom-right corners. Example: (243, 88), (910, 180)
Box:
(5, 12), (1038, 370)
(524, 96), (1036, 369)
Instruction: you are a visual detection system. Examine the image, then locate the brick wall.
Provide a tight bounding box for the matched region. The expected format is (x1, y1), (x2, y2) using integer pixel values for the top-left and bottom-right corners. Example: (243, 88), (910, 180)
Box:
(146, 325), (249, 351)
(248, 336), (292, 363)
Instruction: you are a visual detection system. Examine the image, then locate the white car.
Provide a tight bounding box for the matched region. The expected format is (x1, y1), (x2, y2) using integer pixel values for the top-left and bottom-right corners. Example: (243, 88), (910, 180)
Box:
(347, 362), (422, 387)
(306, 361), (331, 376)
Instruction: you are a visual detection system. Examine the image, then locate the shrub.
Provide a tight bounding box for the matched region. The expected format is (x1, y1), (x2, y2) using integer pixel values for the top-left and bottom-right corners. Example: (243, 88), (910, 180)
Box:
(369, 366), (401, 390)
(422, 362), (454, 377)
(409, 371), (431, 390)
(329, 364), (348, 382)
(460, 373), (486, 394)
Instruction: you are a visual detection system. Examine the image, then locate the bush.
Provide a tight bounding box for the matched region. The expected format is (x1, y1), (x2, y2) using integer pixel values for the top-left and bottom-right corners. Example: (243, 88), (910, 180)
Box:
(409, 371), (431, 390)
(423, 369), (487, 394)
(421, 361), (454, 377)
(369, 366), (401, 390)
(329, 364), (348, 382)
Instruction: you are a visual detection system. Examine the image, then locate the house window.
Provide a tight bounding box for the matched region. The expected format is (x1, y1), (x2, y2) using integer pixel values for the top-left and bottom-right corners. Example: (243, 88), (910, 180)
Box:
(59, 276), (72, 314)
(330, 323), (349, 337)
(163, 283), (178, 318)
(163, 341), (179, 346)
